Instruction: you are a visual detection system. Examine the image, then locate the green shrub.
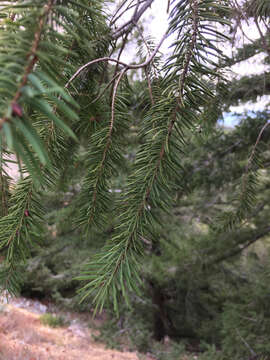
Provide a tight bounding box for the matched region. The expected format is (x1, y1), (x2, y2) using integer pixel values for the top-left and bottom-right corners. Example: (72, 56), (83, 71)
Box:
(151, 340), (186, 360)
(40, 313), (68, 328)
(221, 265), (270, 358)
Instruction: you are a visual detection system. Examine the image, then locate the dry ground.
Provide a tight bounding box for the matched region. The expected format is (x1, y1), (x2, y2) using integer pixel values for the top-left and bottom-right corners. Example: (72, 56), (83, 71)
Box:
(0, 298), (155, 360)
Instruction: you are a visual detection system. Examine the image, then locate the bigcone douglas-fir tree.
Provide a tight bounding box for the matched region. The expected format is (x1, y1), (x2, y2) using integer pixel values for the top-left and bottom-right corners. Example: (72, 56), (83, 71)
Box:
(0, 0), (269, 313)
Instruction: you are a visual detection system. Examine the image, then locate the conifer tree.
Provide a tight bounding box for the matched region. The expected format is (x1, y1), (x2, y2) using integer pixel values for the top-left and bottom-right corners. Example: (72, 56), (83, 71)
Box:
(0, 0), (268, 313)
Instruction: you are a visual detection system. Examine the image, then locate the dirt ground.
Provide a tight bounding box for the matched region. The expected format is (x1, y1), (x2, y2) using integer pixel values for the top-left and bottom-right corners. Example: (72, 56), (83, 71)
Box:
(0, 297), (154, 360)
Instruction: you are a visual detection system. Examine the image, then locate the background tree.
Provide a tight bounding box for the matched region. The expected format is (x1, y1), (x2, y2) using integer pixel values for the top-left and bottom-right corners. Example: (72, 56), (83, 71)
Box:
(1, 1), (270, 359)
(0, 0), (231, 304)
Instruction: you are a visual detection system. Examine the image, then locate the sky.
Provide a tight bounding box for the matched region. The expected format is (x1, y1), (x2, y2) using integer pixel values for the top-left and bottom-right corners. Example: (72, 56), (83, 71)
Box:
(112, 0), (269, 125)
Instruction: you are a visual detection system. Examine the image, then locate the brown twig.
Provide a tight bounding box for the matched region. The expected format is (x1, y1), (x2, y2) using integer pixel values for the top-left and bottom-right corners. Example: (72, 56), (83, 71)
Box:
(167, 0), (171, 13)
(109, 31), (130, 100)
(110, 69), (128, 133)
(111, 0), (147, 27)
(111, 0), (155, 40)
(255, 18), (270, 59)
(110, 0), (134, 25)
(90, 72), (121, 104)
(65, 32), (167, 89)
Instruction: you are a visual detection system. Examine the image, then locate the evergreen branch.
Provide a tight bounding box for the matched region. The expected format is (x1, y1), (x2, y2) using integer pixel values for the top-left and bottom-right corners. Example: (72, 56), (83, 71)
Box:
(135, 23), (160, 77)
(115, 0), (199, 251)
(0, 0), (111, 294)
(0, 263), (23, 296)
(241, 120), (270, 195)
(90, 72), (121, 104)
(84, 69), (127, 228)
(111, 70), (128, 134)
(0, 177), (42, 267)
(208, 226), (270, 266)
(215, 120), (269, 232)
(178, 0), (199, 104)
(0, 0), (55, 130)
(0, 152), (10, 217)
(78, 0), (231, 310)
(145, 68), (155, 105)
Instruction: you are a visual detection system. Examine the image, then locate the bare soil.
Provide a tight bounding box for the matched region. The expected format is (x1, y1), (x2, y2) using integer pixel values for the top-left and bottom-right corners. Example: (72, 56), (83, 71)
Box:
(0, 297), (155, 360)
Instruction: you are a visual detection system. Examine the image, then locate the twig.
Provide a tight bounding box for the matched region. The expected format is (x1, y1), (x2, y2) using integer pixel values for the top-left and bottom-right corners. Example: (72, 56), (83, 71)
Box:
(110, 69), (127, 133)
(110, 0), (134, 25)
(65, 32), (167, 89)
(235, 328), (257, 357)
(86, 70), (127, 226)
(167, 0), (171, 13)
(111, 0), (146, 26)
(241, 120), (270, 194)
(134, 23), (159, 77)
(255, 18), (270, 59)
(111, 0), (155, 40)
(110, 31), (130, 99)
(145, 67), (154, 105)
(90, 72), (121, 104)
(262, 18), (270, 34)
(208, 225), (270, 266)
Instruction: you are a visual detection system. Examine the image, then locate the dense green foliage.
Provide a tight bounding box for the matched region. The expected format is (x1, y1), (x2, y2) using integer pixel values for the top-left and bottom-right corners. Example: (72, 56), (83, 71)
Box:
(0, 0), (270, 359)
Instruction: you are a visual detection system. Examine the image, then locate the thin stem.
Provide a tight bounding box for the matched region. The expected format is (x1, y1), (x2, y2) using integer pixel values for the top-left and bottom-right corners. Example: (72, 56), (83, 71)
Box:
(0, 150), (8, 216)
(145, 67), (154, 105)
(111, 0), (146, 26)
(241, 120), (270, 195)
(110, 0), (134, 25)
(110, 69), (128, 133)
(65, 32), (167, 88)
(90, 72), (121, 104)
(86, 69), (127, 226)
(111, 0), (155, 40)
(110, 31), (130, 99)
(255, 18), (270, 58)
(167, 0), (170, 13)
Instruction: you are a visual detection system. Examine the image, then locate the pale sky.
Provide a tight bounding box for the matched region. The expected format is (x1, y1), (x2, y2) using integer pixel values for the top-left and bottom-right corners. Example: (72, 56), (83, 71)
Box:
(111, 0), (269, 115)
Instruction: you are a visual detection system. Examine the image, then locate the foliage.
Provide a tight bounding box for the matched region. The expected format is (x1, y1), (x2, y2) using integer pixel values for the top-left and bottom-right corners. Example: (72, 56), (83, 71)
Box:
(0, 0), (234, 310)
(1, 0), (270, 358)
(40, 313), (68, 328)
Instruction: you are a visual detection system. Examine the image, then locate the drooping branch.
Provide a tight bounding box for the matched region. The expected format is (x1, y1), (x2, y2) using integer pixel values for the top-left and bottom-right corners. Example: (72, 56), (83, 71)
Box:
(65, 32), (167, 88)
(85, 69), (127, 227)
(89, 0), (200, 306)
(208, 226), (270, 266)
(0, 0), (55, 130)
(241, 120), (270, 196)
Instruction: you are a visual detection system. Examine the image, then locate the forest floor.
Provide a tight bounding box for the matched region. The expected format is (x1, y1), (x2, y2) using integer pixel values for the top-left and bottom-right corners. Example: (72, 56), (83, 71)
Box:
(0, 296), (157, 360)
